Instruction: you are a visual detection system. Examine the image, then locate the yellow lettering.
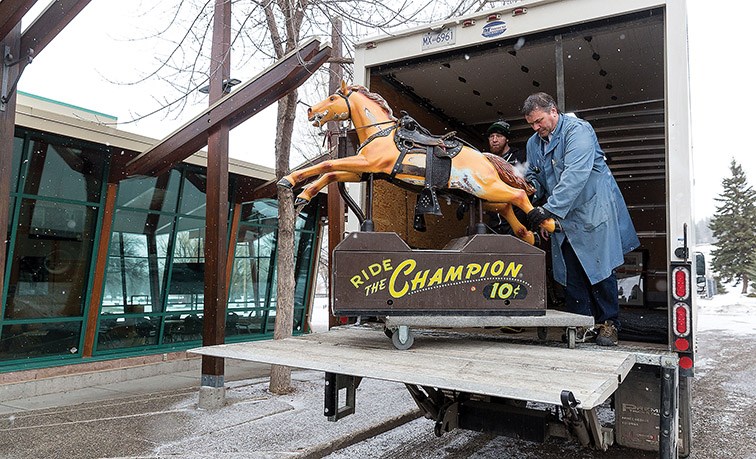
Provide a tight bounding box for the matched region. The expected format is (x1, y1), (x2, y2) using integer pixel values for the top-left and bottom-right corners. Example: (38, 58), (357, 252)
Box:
(490, 260), (505, 276)
(350, 275), (364, 289)
(481, 262), (490, 277)
(504, 262), (523, 278)
(411, 269), (430, 291)
(382, 259), (393, 272)
(389, 259), (416, 298)
(368, 263), (382, 276)
(444, 265), (463, 282)
(465, 263), (482, 279)
(428, 268), (444, 286)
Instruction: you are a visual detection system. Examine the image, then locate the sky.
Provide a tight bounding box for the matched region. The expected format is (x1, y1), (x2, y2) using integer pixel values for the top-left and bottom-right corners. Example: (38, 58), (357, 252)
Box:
(15, 0), (755, 222)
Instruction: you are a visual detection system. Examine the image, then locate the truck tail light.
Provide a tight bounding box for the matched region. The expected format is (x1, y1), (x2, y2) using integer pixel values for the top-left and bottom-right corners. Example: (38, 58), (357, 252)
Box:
(670, 261), (695, 375)
(672, 266), (690, 300)
(674, 303), (690, 336)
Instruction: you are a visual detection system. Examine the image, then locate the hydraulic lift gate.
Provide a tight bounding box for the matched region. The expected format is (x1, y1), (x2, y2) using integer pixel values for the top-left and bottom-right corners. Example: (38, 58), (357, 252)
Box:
(190, 326), (635, 410)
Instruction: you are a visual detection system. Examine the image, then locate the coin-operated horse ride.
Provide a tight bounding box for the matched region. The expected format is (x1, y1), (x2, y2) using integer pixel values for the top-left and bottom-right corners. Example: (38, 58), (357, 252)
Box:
(278, 82), (589, 349)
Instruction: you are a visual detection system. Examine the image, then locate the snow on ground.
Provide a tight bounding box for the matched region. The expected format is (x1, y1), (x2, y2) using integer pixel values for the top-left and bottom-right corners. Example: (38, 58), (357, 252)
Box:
(697, 288), (756, 334)
(695, 243), (756, 335)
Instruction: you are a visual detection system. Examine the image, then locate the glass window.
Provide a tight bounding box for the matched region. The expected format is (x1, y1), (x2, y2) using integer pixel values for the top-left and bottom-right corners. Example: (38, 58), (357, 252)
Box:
(166, 217), (206, 313)
(23, 140), (105, 202)
(96, 315), (160, 350)
(0, 322), (82, 360)
(179, 170), (207, 217)
(228, 225), (277, 310)
(116, 170), (181, 212)
(5, 199), (98, 319)
(102, 210), (173, 314)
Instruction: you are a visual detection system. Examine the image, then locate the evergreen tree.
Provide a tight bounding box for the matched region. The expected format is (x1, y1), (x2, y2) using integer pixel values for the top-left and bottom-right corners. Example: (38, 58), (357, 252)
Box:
(708, 160), (756, 293)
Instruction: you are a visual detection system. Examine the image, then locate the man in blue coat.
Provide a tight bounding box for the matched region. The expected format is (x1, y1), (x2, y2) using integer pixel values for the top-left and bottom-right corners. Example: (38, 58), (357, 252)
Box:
(522, 92), (639, 346)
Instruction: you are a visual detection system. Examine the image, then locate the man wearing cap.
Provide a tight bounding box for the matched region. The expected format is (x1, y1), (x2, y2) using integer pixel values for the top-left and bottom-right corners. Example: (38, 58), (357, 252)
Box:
(486, 120), (527, 168)
(484, 120), (528, 236)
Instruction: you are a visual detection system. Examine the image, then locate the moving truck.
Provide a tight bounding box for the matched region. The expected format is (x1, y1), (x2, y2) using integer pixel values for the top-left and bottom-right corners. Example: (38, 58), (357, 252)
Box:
(194, 1), (699, 457)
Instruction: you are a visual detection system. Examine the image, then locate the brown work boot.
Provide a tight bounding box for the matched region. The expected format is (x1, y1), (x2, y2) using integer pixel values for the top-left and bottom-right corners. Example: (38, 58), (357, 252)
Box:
(595, 320), (619, 346)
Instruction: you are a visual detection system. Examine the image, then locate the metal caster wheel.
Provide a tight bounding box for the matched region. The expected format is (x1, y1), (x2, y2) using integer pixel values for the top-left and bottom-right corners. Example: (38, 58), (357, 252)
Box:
(566, 327), (576, 349)
(537, 327), (548, 341)
(391, 325), (414, 350)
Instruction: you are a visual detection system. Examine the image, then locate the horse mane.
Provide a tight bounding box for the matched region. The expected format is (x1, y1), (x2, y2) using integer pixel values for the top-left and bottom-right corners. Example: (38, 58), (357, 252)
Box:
(482, 153), (535, 195)
(348, 85), (397, 121)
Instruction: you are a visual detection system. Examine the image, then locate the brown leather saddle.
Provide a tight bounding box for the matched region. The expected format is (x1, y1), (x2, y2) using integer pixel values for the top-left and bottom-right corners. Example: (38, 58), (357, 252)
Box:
(388, 113), (464, 230)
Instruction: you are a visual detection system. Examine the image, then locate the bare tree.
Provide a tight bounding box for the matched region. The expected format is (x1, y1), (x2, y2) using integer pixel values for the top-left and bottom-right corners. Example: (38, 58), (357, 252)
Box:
(118, 0), (502, 394)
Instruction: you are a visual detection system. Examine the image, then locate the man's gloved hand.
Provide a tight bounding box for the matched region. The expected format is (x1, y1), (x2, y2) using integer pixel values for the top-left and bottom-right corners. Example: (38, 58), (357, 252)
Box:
(527, 206), (552, 231)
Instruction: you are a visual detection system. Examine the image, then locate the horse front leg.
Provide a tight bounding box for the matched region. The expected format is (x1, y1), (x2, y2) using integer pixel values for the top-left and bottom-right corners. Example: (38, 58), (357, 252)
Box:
(277, 155), (371, 190)
(295, 171), (362, 205)
(483, 202), (536, 245)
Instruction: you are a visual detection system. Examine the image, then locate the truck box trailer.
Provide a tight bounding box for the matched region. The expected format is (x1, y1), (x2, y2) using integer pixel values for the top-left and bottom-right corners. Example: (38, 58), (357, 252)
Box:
(193, 0), (697, 457)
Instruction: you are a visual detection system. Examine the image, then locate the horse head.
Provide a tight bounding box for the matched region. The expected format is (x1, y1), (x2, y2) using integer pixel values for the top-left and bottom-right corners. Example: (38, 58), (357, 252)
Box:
(307, 80), (354, 127)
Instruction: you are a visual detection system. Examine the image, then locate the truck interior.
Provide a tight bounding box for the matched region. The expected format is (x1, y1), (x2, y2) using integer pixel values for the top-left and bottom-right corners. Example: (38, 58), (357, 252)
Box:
(364, 8), (669, 343)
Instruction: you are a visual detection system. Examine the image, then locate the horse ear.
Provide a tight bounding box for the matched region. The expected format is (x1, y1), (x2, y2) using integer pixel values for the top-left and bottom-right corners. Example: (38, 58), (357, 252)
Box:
(340, 80), (348, 94)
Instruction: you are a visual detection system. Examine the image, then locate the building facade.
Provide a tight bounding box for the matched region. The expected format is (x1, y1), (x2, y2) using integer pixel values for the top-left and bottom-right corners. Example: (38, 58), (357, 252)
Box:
(0, 93), (322, 372)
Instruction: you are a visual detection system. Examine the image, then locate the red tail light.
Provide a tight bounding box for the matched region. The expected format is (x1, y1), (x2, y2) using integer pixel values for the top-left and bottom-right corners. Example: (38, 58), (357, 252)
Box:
(672, 267), (690, 301)
(673, 302), (690, 336)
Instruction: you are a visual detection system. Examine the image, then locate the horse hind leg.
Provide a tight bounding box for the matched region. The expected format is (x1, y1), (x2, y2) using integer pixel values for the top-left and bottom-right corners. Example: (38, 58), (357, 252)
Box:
(484, 203), (535, 245)
(481, 183), (557, 234)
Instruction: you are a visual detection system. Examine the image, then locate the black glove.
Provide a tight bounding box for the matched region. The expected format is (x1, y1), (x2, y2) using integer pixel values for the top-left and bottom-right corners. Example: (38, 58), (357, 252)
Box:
(527, 206), (552, 231)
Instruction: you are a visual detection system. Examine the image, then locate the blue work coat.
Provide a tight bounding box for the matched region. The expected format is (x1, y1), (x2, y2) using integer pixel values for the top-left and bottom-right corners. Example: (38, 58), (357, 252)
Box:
(525, 114), (639, 286)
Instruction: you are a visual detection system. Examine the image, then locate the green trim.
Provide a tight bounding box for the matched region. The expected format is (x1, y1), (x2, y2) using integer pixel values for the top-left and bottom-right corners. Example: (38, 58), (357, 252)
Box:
(18, 90), (118, 122)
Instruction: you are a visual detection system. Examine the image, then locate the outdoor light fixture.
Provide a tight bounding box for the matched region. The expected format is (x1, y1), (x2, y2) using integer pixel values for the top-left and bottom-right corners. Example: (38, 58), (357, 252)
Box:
(198, 78), (242, 95)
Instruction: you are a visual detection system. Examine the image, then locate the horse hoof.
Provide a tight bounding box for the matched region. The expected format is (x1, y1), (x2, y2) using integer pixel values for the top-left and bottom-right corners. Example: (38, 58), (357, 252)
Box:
(541, 218), (557, 233)
(277, 177), (294, 189)
(294, 197), (310, 207)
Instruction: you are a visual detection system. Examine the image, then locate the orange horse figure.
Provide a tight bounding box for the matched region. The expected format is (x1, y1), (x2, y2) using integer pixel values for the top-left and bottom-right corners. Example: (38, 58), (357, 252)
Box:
(277, 82), (556, 244)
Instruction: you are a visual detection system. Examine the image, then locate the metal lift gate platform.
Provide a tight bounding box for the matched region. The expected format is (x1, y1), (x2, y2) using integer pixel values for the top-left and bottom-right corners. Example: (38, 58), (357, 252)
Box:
(190, 325), (635, 410)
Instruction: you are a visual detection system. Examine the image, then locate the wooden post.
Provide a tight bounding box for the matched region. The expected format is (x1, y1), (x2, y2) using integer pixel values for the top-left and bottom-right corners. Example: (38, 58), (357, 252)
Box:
(0, 24), (20, 313)
(200, 0), (231, 407)
(327, 18), (345, 330)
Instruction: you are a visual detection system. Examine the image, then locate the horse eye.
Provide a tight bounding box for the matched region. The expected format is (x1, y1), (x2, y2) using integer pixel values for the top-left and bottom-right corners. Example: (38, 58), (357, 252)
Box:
(329, 96), (335, 101)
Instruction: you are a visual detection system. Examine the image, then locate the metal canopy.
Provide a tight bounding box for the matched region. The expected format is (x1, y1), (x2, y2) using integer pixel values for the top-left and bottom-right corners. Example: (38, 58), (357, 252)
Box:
(124, 38), (332, 179)
(190, 326), (636, 410)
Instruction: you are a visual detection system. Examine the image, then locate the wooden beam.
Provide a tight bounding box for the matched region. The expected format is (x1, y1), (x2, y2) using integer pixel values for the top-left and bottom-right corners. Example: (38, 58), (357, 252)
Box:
(0, 0), (38, 42)
(82, 182), (118, 357)
(19, 0), (91, 65)
(125, 38), (331, 178)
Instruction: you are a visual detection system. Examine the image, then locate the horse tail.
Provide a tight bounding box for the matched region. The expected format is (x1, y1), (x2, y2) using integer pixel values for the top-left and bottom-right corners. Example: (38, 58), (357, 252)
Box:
(482, 153), (535, 195)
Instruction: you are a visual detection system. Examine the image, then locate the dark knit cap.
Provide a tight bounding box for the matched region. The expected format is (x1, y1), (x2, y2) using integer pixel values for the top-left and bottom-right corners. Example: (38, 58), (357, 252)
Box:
(486, 120), (511, 137)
